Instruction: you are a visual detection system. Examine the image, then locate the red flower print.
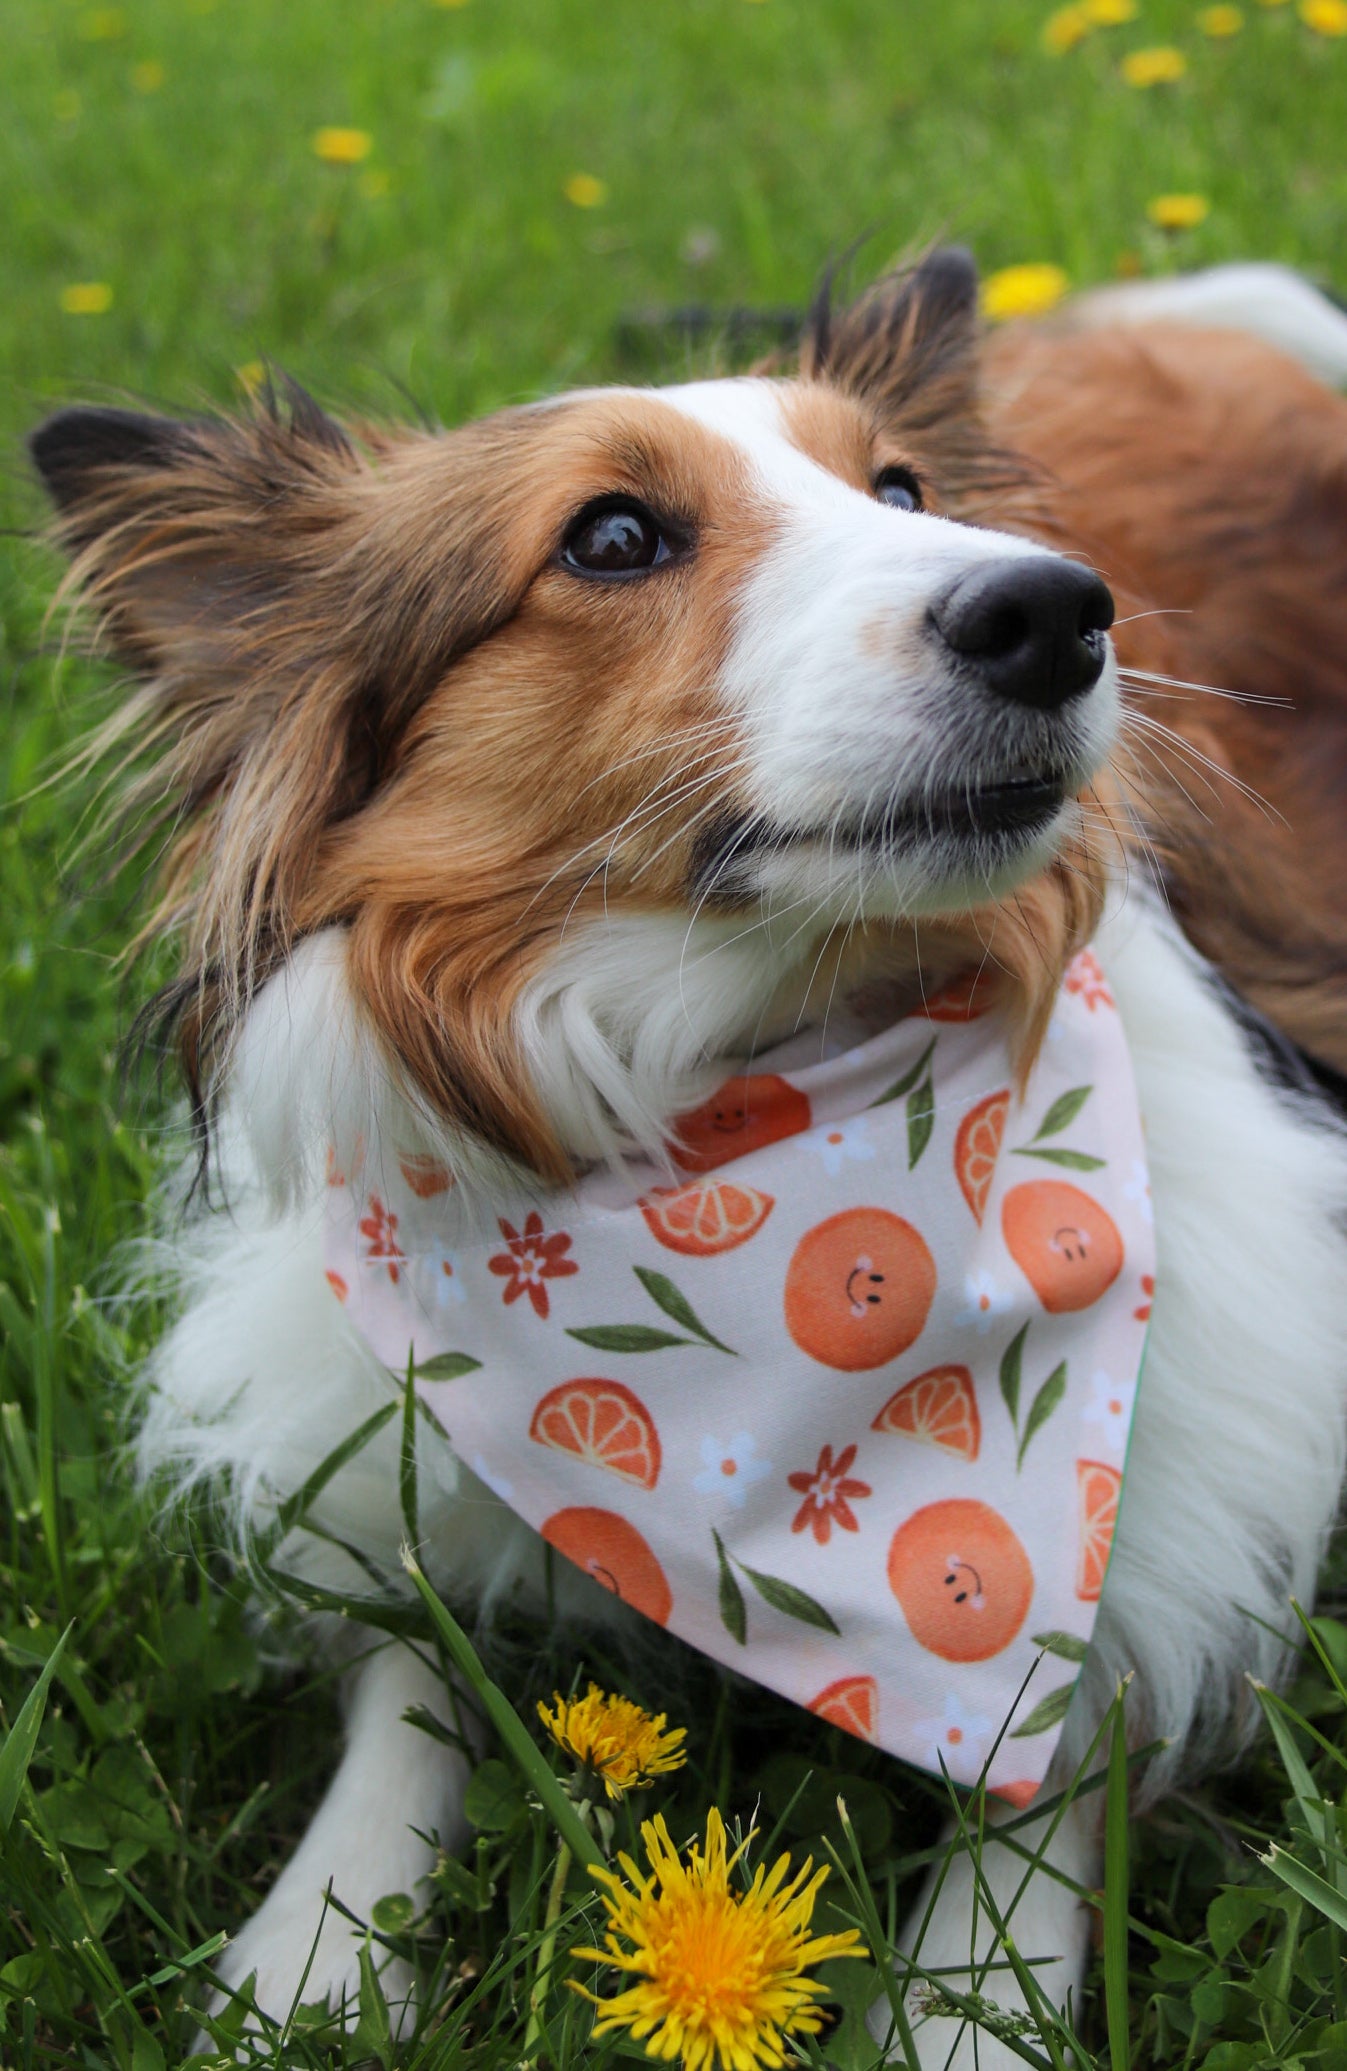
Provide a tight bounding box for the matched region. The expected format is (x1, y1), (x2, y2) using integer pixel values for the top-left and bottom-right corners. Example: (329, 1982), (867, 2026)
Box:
(488, 1211), (578, 1319)
(359, 1195), (406, 1283)
(1064, 950), (1114, 1012)
(787, 1443), (872, 1546)
(1134, 1273), (1155, 1323)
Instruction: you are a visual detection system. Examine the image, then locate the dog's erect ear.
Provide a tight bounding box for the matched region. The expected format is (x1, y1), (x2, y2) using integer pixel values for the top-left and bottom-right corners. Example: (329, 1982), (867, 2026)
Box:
(804, 247), (1025, 511)
(31, 406), (197, 525)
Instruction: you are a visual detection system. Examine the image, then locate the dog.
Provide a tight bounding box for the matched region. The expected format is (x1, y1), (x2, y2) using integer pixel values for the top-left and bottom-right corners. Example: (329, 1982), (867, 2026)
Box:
(30, 251), (1347, 2068)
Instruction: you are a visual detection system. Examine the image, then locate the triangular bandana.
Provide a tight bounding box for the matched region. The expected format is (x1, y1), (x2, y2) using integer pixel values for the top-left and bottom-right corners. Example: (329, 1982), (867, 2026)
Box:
(325, 948), (1153, 1804)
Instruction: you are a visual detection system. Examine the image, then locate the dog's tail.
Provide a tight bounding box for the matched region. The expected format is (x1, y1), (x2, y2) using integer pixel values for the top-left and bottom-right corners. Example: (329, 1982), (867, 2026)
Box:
(1063, 262), (1347, 390)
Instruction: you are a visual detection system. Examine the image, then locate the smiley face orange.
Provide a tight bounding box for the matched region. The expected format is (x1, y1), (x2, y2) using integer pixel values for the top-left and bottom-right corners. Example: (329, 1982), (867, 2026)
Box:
(887, 1498), (1033, 1662)
(671, 1074), (812, 1173)
(1001, 1180), (1124, 1314)
(784, 1207), (936, 1371)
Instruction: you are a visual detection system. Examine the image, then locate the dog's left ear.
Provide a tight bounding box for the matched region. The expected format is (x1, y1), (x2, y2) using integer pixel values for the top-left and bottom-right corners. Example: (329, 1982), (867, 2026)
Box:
(803, 247), (1025, 510)
(804, 245), (980, 414)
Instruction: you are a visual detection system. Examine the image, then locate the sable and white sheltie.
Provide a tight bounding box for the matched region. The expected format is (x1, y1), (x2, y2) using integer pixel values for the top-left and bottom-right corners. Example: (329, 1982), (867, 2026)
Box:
(31, 253), (1347, 2067)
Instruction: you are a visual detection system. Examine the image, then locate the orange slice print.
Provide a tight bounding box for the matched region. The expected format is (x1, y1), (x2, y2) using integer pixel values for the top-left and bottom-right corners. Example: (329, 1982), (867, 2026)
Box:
(954, 1088), (1011, 1225)
(671, 1073), (811, 1173)
(872, 1365), (981, 1460)
(1076, 1458), (1122, 1602)
(399, 1154), (452, 1198)
(808, 1674), (878, 1744)
(993, 1779), (1039, 1810)
(639, 1180), (775, 1256)
(541, 1506), (673, 1625)
(529, 1379), (661, 1489)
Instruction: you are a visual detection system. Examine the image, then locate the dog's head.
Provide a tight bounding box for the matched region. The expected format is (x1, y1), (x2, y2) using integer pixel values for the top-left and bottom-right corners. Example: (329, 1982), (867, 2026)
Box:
(32, 248), (1120, 1186)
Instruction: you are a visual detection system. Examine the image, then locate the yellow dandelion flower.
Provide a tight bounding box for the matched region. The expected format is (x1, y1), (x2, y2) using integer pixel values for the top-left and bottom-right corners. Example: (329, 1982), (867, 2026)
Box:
(80, 8), (126, 39)
(236, 360), (267, 397)
(573, 1807), (866, 2071)
(1122, 43), (1189, 80)
(60, 283), (113, 316)
(981, 262), (1070, 322)
(312, 127), (373, 166)
(539, 1685), (686, 1799)
(131, 60), (166, 93)
(54, 89), (81, 123)
(1042, 5), (1093, 52)
(1198, 3), (1244, 29)
(1301, 0), (1347, 30)
(1083, 0), (1139, 23)
(564, 172), (607, 208)
(1147, 192), (1211, 228)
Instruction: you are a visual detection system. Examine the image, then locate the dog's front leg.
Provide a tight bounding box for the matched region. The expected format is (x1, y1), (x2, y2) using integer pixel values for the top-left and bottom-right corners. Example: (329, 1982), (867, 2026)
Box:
(870, 1795), (1099, 2070)
(212, 1640), (473, 2030)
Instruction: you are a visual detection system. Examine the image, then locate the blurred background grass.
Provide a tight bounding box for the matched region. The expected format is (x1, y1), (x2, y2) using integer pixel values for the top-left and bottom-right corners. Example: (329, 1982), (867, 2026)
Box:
(5, 3), (1347, 2067)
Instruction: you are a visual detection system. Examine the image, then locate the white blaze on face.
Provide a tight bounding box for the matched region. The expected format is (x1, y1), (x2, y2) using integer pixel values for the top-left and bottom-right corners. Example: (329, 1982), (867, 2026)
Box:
(651, 377), (1119, 917)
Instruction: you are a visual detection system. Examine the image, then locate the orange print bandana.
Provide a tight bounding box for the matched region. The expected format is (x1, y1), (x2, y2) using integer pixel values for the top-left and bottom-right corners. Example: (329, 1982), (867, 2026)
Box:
(325, 948), (1153, 1803)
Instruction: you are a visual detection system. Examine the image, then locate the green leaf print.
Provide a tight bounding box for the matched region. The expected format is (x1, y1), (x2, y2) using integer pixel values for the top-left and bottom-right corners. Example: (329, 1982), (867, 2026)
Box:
(999, 1321), (1029, 1428)
(739, 1565), (842, 1635)
(1013, 1147), (1107, 1172)
(566, 1324), (694, 1353)
(1033, 1085), (1093, 1141)
(1032, 1630), (1089, 1664)
(713, 1529), (747, 1645)
(1010, 1682), (1078, 1738)
(906, 1074), (936, 1170)
(871, 1035), (937, 1107)
(634, 1266), (737, 1355)
(1017, 1361), (1068, 1470)
(413, 1351), (483, 1381)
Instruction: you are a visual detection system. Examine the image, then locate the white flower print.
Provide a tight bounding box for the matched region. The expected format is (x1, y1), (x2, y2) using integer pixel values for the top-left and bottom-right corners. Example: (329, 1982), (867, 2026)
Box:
(810, 1115), (877, 1177)
(914, 1693), (993, 1777)
(694, 1432), (772, 1508)
(956, 1271), (1015, 1334)
(1081, 1366), (1136, 1457)
(1123, 1158), (1154, 1226)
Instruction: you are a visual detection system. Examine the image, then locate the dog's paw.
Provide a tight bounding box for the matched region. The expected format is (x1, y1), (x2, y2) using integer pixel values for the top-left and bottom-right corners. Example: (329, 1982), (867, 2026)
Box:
(208, 1890), (415, 2038)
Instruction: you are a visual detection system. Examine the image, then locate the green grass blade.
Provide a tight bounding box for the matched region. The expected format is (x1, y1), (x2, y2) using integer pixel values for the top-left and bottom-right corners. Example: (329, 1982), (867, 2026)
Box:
(0, 1618), (71, 1830)
(402, 1553), (604, 1873)
(1103, 1684), (1131, 2068)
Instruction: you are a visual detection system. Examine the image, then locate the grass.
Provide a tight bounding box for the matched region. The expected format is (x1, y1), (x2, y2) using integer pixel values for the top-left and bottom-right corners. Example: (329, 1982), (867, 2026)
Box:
(4, 0), (1347, 2064)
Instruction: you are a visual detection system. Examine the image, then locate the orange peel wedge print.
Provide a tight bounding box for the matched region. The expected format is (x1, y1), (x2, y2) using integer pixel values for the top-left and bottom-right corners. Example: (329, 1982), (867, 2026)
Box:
(540, 1507), (672, 1625)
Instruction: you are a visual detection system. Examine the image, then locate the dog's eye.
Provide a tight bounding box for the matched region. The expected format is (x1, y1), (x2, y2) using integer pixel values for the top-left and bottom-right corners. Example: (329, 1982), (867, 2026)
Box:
(874, 466), (923, 513)
(561, 498), (676, 578)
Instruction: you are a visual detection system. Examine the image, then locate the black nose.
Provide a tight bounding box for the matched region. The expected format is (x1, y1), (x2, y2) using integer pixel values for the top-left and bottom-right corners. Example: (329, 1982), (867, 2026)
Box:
(930, 557), (1114, 711)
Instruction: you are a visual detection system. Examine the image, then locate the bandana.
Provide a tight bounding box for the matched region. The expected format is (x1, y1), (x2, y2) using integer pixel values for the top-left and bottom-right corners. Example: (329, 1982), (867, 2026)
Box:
(325, 948), (1152, 1805)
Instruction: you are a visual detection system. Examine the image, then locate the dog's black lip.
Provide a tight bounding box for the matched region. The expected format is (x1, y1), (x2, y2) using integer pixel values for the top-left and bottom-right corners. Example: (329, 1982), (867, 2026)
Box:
(687, 776), (1070, 904)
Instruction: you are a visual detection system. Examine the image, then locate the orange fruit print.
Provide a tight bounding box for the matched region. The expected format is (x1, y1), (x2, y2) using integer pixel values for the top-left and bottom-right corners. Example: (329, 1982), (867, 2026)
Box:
(1001, 1180), (1124, 1314)
(784, 1207), (936, 1371)
(540, 1506), (673, 1625)
(994, 1779), (1040, 1810)
(1076, 1458), (1122, 1602)
(954, 1088), (1011, 1225)
(888, 1498), (1034, 1662)
(916, 965), (998, 1022)
(872, 1365), (981, 1460)
(639, 1180), (775, 1256)
(808, 1674), (878, 1743)
(671, 1073), (811, 1173)
(529, 1379), (662, 1489)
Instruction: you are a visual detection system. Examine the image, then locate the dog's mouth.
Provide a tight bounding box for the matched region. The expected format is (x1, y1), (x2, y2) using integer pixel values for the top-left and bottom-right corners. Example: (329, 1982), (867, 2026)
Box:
(689, 772), (1070, 900)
